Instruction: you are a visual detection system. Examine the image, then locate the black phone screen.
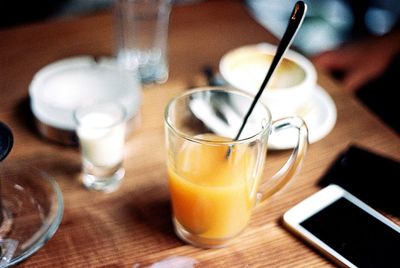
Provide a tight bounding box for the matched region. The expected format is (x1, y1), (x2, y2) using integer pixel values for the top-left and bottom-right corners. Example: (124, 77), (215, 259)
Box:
(300, 197), (400, 267)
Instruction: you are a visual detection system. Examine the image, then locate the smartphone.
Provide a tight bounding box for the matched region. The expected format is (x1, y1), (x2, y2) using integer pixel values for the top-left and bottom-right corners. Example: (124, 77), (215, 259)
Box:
(283, 184), (400, 268)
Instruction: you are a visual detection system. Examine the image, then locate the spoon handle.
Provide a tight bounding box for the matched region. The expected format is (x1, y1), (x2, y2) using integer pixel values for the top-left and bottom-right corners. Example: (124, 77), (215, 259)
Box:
(233, 1), (307, 141)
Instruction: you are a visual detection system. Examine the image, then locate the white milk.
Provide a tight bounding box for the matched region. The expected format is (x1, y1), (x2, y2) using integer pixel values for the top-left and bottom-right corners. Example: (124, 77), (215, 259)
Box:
(77, 112), (126, 167)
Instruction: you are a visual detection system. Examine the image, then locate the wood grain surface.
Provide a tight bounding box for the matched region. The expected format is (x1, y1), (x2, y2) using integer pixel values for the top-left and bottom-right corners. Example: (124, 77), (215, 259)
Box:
(0, 0), (399, 267)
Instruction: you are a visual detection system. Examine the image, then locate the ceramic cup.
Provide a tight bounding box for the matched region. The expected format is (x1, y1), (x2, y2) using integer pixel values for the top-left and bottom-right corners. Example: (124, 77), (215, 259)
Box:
(219, 43), (317, 120)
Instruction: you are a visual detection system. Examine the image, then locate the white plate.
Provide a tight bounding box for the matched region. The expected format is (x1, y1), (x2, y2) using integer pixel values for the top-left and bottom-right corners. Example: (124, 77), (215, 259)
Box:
(29, 56), (142, 131)
(268, 85), (337, 150)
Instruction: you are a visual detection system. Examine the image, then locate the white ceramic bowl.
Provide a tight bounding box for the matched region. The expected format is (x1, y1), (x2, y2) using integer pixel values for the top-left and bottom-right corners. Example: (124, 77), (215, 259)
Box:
(219, 43), (317, 119)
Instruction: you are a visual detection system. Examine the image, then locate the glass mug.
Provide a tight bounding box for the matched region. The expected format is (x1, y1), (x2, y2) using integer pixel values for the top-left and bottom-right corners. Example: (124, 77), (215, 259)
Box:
(164, 87), (308, 248)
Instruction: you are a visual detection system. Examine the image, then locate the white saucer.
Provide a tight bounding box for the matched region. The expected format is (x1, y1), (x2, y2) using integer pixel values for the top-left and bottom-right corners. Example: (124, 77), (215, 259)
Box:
(29, 56), (142, 131)
(268, 85), (337, 150)
(29, 56), (142, 144)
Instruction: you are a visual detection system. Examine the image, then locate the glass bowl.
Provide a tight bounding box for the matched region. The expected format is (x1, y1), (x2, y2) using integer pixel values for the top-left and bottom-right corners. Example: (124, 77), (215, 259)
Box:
(0, 161), (63, 266)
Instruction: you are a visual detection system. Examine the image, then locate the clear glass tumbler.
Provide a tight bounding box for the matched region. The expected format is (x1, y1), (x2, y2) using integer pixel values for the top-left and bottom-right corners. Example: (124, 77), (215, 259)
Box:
(114, 0), (172, 84)
(74, 103), (127, 192)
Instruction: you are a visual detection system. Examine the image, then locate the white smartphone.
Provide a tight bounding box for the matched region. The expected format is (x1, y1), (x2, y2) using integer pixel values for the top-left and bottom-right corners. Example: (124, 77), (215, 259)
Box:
(283, 184), (400, 268)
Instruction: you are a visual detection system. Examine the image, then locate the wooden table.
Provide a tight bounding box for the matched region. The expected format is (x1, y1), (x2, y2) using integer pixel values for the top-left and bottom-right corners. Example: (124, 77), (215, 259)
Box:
(0, 0), (399, 267)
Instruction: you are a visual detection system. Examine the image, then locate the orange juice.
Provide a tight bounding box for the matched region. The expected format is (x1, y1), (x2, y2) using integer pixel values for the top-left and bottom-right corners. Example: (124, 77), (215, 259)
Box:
(168, 134), (260, 239)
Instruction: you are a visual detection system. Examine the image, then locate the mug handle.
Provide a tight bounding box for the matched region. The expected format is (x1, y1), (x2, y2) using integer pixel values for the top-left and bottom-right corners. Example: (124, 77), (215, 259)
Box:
(257, 116), (309, 205)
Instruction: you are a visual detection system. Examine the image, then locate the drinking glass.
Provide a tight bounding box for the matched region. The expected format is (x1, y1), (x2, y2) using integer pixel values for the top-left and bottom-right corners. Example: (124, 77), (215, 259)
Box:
(114, 0), (172, 84)
(74, 102), (127, 192)
(164, 87), (308, 248)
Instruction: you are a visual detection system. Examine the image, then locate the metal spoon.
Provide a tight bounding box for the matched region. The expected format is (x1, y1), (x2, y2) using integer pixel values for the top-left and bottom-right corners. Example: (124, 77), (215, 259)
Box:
(0, 122), (13, 161)
(226, 1), (307, 157)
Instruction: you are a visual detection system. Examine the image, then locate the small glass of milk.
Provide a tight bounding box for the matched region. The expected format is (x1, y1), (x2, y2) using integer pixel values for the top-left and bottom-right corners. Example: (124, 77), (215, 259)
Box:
(74, 102), (127, 192)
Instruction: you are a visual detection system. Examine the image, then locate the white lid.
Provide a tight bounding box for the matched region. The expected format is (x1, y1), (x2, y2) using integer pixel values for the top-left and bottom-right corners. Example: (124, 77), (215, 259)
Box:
(29, 56), (142, 131)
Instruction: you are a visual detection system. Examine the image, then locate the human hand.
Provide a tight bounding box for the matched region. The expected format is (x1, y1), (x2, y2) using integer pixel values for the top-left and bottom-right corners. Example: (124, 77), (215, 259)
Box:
(311, 33), (400, 92)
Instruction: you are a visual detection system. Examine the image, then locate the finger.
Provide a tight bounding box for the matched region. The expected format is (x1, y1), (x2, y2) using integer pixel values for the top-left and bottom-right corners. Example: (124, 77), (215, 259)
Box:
(311, 50), (350, 70)
(342, 70), (370, 92)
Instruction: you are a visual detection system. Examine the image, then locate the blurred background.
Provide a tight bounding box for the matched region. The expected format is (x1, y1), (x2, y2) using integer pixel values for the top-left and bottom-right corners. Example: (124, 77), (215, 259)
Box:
(1, 0), (399, 56)
(0, 0), (113, 29)
(246, 0), (400, 56)
(0, 0), (204, 29)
